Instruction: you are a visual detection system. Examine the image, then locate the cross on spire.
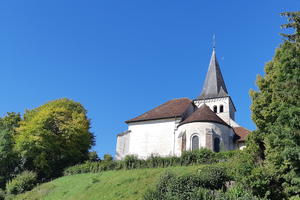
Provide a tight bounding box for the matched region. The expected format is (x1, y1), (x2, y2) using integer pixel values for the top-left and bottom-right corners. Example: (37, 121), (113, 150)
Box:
(212, 34), (216, 49)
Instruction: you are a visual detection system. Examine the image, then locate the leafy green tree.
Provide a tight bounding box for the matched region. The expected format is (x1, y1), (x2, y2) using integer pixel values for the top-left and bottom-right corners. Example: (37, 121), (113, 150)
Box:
(14, 98), (95, 179)
(248, 11), (300, 199)
(0, 113), (21, 188)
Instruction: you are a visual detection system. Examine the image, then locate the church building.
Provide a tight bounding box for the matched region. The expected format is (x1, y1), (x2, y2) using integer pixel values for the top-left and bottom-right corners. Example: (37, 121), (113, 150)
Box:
(116, 49), (250, 160)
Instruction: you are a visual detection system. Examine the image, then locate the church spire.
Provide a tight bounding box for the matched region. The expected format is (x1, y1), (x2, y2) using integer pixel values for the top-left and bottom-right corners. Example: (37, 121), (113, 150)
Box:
(198, 49), (228, 99)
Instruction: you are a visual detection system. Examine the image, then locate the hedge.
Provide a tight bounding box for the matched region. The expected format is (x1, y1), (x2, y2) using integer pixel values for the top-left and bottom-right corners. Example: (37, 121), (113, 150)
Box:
(64, 149), (239, 176)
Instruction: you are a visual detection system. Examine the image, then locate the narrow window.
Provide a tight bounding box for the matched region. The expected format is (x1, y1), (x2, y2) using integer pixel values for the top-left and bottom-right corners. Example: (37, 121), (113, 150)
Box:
(192, 135), (199, 150)
(213, 137), (220, 152)
(213, 106), (217, 113)
(220, 105), (224, 113)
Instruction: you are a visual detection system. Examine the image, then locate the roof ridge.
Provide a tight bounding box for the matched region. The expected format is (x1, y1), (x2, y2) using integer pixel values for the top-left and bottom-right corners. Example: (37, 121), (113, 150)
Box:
(179, 104), (229, 127)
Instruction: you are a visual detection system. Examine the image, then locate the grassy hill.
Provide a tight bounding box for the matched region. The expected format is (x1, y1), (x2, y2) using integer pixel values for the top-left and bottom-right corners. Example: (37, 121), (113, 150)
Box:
(15, 165), (203, 200)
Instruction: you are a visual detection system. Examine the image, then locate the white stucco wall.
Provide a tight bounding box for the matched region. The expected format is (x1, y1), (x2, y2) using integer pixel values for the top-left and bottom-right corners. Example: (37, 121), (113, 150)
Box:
(121, 118), (180, 159)
(116, 131), (131, 160)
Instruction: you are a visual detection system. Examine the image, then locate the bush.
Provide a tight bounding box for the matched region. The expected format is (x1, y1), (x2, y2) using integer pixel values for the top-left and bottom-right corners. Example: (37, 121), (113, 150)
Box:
(124, 155), (144, 169)
(63, 149), (230, 176)
(181, 149), (217, 166)
(64, 161), (116, 176)
(0, 189), (5, 200)
(143, 165), (231, 200)
(103, 154), (113, 162)
(88, 151), (100, 162)
(196, 165), (230, 190)
(216, 150), (239, 161)
(224, 183), (261, 200)
(6, 171), (37, 195)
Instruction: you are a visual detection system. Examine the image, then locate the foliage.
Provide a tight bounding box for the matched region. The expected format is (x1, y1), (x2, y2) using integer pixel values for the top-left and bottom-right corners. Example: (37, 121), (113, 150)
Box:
(280, 12), (300, 42)
(0, 113), (21, 188)
(103, 154), (113, 162)
(225, 150), (256, 182)
(6, 171), (37, 195)
(0, 189), (5, 200)
(180, 149), (217, 165)
(88, 151), (100, 162)
(143, 165), (230, 200)
(247, 12), (300, 199)
(63, 149), (227, 175)
(196, 165), (230, 190)
(223, 183), (262, 200)
(63, 161), (116, 176)
(14, 98), (94, 179)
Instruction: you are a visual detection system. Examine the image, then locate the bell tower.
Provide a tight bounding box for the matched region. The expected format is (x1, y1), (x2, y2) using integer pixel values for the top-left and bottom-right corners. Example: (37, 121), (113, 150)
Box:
(194, 48), (238, 127)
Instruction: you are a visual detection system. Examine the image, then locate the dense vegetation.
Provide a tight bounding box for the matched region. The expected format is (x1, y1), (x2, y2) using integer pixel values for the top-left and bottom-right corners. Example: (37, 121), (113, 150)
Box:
(0, 98), (95, 198)
(63, 148), (231, 175)
(245, 11), (300, 199)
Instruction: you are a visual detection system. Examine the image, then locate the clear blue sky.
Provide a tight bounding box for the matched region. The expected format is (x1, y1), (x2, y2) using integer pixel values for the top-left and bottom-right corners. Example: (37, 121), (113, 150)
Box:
(0, 1), (298, 157)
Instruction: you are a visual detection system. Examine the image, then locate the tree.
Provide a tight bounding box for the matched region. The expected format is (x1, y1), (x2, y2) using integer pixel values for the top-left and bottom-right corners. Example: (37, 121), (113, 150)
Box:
(248, 12), (300, 199)
(0, 113), (21, 188)
(14, 98), (95, 179)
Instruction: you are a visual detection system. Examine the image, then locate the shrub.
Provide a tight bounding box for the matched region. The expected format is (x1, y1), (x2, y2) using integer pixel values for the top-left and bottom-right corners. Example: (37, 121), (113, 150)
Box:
(6, 171), (37, 195)
(103, 154), (113, 162)
(225, 150), (256, 181)
(88, 151), (100, 162)
(181, 149), (217, 166)
(216, 150), (239, 161)
(143, 165), (231, 200)
(0, 189), (5, 200)
(124, 155), (144, 169)
(196, 165), (230, 190)
(145, 155), (180, 168)
(64, 161), (116, 176)
(224, 183), (261, 200)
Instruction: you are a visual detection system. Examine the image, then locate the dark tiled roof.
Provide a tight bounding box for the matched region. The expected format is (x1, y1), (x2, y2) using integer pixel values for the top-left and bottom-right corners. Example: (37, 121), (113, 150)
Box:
(179, 104), (229, 127)
(198, 49), (229, 99)
(233, 127), (251, 142)
(126, 98), (192, 123)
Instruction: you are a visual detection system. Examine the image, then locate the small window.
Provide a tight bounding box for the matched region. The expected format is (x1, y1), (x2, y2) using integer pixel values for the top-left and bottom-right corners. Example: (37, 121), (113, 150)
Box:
(192, 135), (199, 150)
(214, 137), (220, 153)
(213, 106), (217, 113)
(220, 105), (224, 113)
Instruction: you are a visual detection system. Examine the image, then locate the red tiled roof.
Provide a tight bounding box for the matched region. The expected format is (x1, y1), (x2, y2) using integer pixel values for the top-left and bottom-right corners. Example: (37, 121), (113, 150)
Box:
(126, 98), (192, 123)
(179, 104), (229, 127)
(234, 127), (251, 142)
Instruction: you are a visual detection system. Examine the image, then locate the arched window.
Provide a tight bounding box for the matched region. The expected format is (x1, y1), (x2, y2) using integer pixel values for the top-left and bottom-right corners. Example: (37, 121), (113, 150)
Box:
(192, 135), (199, 150)
(213, 105), (218, 113)
(220, 105), (224, 113)
(213, 137), (220, 152)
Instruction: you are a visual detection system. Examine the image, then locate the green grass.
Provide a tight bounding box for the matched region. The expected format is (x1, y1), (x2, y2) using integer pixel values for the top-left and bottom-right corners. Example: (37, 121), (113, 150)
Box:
(15, 165), (203, 200)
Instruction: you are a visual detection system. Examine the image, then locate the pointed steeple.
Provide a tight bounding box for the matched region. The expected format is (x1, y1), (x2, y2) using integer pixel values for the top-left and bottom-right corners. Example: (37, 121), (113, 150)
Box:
(198, 49), (228, 99)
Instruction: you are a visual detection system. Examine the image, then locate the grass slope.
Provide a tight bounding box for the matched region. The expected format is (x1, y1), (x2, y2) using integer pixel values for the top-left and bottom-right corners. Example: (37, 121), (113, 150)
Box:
(16, 165), (203, 200)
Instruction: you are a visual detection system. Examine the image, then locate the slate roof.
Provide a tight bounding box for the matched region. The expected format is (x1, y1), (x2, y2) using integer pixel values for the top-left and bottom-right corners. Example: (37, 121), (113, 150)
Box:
(198, 49), (229, 99)
(233, 127), (251, 142)
(126, 98), (192, 123)
(179, 104), (229, 127)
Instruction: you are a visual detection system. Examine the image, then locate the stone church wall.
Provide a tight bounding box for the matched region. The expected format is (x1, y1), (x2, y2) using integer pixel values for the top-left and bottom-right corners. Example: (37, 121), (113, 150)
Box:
(175, 122), (235, 156)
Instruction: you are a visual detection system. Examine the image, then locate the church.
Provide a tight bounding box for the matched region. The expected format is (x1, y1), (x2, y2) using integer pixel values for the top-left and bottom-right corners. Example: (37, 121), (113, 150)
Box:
(116, 48), (250, 160)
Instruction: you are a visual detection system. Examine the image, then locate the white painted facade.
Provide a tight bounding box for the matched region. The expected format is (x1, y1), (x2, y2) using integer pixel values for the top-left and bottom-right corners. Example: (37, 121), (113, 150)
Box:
(116, 118), (181, 160)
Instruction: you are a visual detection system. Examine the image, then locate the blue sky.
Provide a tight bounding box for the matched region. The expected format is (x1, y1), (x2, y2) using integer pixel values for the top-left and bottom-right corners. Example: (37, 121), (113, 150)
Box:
(0, 1), (299, 157)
